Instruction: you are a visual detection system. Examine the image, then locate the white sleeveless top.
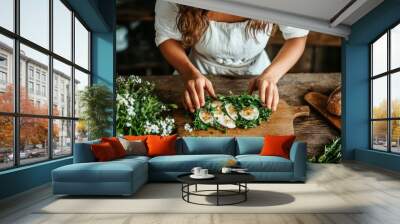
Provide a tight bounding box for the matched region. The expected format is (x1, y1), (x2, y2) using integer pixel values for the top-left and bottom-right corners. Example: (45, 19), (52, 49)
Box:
(154, 0), (309, 75)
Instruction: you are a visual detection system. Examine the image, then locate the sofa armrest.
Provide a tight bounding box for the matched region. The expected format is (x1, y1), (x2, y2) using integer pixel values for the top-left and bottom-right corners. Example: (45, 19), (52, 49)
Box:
(289, 141), (307, 182)
(73, 140), (99, 163)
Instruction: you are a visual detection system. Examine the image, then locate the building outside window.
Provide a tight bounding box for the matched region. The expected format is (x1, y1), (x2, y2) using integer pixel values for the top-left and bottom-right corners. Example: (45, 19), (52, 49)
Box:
(28, 81), (34, 94)
(41, 85), (46, 97)
(41, 73), (46, 83)
(28, 66), (34, 79)
(0, 71), (6, 84)
(0, 0), (92, 170)
(0, 55), (7, 67)
(35, 70), (40, 81)
(371, 22), (400, 154)
(35, 83), (40, 95)
(0, 54), (7, 88)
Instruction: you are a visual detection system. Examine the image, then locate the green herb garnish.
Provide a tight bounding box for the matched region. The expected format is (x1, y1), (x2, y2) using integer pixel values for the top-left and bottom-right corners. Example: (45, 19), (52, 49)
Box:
(192, 93), (272, 131)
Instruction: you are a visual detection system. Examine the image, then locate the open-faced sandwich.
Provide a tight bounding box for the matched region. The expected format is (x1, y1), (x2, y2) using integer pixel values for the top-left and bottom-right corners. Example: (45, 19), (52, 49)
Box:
(192, 93), (272, 132)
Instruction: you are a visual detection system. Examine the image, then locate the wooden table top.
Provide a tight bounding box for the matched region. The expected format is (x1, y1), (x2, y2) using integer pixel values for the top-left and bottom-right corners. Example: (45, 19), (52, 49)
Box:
(142, 73), (341, 156)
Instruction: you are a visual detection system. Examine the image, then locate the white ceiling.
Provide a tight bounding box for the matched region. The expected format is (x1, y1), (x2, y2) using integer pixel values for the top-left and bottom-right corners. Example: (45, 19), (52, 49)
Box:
(165, 0), (384, 38)
(227, 0), (352, 21)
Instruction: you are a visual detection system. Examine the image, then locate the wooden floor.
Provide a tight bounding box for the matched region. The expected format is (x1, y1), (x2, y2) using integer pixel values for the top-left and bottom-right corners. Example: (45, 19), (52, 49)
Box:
(1, 162), (400, 224)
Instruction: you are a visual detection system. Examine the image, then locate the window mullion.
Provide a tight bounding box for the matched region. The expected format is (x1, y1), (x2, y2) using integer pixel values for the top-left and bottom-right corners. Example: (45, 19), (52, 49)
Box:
(71, 10), (76, 155)
(48, 0), (54, 160)
(387, 29), (391, 153)
(13, 0), (21, 167)
(370, 44), (374, 150)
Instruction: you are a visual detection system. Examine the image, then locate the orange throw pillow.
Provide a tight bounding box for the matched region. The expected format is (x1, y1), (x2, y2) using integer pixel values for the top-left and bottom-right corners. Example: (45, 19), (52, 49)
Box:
(101, 137), (127, 158)
(124, 135), (148, 141)
(91, 142), (117, 162)
(146, 135), (177, 157)
(260, 135), (296, 159)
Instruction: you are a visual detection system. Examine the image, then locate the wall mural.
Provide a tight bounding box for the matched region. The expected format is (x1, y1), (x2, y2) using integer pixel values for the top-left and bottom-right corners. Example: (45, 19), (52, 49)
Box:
(116, 0), (342, 162)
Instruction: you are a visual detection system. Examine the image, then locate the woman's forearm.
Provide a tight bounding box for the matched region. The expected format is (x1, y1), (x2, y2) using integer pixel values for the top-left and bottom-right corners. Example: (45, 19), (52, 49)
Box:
(248, 36), (307, 111)
(158, 39), (216, 112)
(262, 36), (307, 82)
(158, 39), (200, 80)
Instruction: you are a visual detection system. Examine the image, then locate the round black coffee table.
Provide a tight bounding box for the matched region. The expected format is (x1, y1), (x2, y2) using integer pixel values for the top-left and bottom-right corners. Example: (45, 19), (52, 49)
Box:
(177, 173), (255, 206)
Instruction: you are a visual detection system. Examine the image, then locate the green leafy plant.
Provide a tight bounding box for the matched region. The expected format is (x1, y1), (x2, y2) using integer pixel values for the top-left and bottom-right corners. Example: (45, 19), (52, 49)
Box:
(79, 84), (113, 140)
(116, 75), (177, 136)
(309, 137), (342, 163)
(190, 93), (272, 132)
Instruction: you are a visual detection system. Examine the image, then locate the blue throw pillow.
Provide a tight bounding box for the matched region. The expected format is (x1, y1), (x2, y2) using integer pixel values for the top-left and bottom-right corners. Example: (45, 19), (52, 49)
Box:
(236, 137), (264, 155)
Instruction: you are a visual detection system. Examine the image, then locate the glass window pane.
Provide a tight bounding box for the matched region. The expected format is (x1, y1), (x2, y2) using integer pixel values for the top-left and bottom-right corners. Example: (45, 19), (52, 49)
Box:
(0, 0), (14, 31)
(75, 120), (88, 143)
(0, 35), (14, 113)
(372, 33), (387, 76)
(20, 44), (49, 115)
(75, 18), (89, 70)
(391, 72), (400, 118)
(53, 119), (72, 158)
(53, 0), (72, 60)
(0, 116), (14, 170)
(20, 117), (49, 165)
(391, 120), (400, 153)
(74, 69), (89, 118)
(372, 121), (388, 151)
(391, 24), (400, 70)
(20, 0), (49, 49)
(53, 59), (72, 117)
(372, 76), (387, 119)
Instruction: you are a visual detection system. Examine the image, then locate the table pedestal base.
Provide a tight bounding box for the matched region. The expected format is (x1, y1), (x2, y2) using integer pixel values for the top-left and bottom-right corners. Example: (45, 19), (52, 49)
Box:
(181, 183), (249, 206)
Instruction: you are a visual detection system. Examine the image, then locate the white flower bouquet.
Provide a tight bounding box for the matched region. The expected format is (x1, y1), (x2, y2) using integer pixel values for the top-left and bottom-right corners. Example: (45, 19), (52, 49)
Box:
(116, 75), (177, 136)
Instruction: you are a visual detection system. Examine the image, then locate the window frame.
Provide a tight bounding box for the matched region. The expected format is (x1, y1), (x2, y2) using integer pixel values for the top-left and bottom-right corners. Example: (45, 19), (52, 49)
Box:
(0, 0), (92, 171)
(370, 20), (400, 154)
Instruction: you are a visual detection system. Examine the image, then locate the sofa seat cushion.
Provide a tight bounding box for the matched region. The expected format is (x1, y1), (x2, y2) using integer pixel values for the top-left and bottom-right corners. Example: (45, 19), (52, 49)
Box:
(53, 159), (147, 183)
(236, 155), (293, 172)
(149, 154), (235, 172)
(117, 155), (150, 162)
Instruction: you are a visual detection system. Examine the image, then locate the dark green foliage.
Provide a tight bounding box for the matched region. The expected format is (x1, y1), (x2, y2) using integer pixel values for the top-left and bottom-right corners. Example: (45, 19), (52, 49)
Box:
(309, 137), (342, 163)
(79, 84), (113, 140)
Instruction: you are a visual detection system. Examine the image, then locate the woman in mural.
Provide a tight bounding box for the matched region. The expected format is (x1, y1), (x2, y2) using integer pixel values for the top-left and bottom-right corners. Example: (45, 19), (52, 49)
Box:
(154, 0), (308, 113)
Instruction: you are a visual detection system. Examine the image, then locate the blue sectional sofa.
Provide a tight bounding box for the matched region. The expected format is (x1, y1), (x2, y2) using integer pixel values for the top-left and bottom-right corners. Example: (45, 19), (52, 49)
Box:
(52, 137), (307, 196)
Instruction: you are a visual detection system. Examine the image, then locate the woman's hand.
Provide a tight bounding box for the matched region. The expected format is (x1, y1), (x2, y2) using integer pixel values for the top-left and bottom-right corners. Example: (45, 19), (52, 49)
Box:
(248, 74), (279, 111)
(248, 36), (307, 112)
(158, 39), (216, 112)
(182, 72), (216, 113)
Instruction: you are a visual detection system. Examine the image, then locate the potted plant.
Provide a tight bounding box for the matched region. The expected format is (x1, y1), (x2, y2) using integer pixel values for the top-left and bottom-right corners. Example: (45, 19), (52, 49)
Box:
(79, 84), (113, 140)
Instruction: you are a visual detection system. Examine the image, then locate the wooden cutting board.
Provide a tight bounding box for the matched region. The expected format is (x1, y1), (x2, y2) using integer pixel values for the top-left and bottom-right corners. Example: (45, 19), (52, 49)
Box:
(304, 92), (341, 130)
(174, 100), (310, 136)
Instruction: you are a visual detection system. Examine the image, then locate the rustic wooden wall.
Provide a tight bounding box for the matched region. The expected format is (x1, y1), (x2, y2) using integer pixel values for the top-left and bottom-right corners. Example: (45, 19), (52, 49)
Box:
(142, 73), (341, 156)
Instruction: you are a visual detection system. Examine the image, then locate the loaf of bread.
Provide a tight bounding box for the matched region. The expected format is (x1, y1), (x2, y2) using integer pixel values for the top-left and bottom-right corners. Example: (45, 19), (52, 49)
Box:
(327, 86), (341, 116)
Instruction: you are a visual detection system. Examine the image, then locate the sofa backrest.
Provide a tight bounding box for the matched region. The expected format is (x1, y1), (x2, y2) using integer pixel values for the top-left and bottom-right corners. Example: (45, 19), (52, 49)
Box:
(235, 137), (264, 155)
(178, 137), (236, 155)
(73, 140), (100, 163)
(74, 136), (264, 162)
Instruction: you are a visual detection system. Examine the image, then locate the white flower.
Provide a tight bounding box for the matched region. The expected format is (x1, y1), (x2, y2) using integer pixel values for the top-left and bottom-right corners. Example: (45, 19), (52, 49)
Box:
(127, 107), (136, 116)
(184, 123), (193, 133)
(126, 122), (132, 127)
(116, 94), (129, 106)
(128, 98), (135, 106)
